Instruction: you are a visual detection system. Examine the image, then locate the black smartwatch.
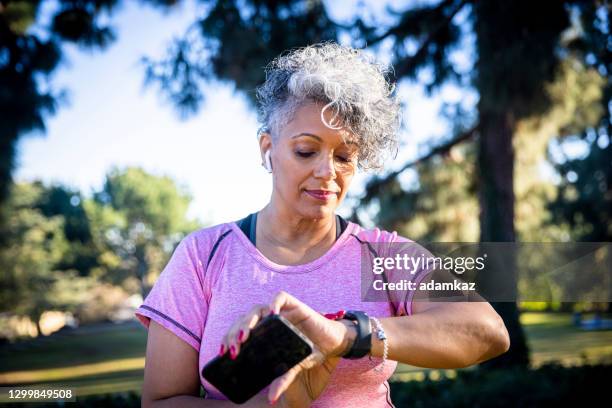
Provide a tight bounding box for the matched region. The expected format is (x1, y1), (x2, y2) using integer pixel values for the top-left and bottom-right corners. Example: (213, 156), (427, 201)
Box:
(341, 310), (372, 359)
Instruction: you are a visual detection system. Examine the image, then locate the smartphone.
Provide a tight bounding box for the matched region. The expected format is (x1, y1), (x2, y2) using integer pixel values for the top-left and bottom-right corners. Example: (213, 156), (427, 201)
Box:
(202, 313), (314, 404)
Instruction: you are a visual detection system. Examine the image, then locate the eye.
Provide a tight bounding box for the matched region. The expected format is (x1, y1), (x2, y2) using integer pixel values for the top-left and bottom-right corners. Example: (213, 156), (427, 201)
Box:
(336, 155), (351, 163)
(296, 151), (315, 158)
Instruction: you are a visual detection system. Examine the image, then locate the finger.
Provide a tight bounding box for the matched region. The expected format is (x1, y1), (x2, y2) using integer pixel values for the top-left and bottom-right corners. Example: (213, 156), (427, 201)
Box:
(269, 290), (307, 317)
(236, 305), (269, 347)
(268, 291), (289, 315)
(267, 364), (302, 404)
(229, 304), (266, 357)
(223, 304), (266, 359)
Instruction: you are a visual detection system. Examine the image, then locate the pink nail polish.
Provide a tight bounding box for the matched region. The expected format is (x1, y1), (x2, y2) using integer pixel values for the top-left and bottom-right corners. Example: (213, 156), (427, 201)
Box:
(219, 344), (225, 356)
(238, 330), (244, 341)
(230, 345), (236, 360)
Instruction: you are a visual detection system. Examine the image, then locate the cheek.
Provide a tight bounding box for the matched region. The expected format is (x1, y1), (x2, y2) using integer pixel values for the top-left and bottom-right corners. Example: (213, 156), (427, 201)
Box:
(275, 163), (307, 195)
(339, 168), (355, 187)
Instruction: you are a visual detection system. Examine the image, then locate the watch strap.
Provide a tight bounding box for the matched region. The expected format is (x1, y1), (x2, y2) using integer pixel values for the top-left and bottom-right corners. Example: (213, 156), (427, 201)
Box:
(342, 310), (372, 359)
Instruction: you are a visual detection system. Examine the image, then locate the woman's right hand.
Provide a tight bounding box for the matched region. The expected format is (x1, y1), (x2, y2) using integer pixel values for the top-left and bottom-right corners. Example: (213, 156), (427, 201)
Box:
(219, 293), (355, 407)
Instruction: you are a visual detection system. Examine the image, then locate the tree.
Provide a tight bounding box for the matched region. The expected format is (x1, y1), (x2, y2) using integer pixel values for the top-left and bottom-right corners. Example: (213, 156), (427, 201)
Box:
(549, 2), (611, 243)
(548, 2), (611, 312)
(92, 166), (200, 296)
(0, 181), (68, 334)
(373, 142), (480, 243)
(34, 184), (100, 276)
(0, 0), (178, 214)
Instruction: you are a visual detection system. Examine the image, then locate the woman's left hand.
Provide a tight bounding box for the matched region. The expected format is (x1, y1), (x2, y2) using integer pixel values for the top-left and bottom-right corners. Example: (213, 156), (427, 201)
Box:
(220, 291), (353, 407)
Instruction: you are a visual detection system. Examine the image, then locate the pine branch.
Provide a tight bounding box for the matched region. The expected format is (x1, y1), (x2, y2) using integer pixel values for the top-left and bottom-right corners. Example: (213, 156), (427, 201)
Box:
(364, 0), (457, 48)
(362, 124), (478, 202)
(393, 0), (469, 78)
(352, 0), (468, 54)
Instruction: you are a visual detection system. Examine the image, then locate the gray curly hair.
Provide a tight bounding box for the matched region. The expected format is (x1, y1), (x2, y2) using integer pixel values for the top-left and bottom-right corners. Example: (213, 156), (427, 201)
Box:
(255, 41), (401, 171)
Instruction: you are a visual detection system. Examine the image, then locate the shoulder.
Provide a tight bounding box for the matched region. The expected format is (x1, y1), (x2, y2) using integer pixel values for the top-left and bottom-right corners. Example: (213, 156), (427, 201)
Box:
(180, 221), (237, 257)
(348, 223), (434, 267)
(349, 222), (415, 244)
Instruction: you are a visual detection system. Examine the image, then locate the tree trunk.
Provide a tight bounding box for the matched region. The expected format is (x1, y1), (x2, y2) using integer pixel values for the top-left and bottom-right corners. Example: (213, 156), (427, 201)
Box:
(0, 133), (17, 225)
(34, 312), (44, 337)
(135, 243), (150, 299)
(477, 111), (530, 369)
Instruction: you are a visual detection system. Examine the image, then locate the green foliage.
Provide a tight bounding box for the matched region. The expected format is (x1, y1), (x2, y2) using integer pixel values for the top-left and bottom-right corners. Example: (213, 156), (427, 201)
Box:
(90, 166), (201, 294)
(0, 0), (134, 210)
(389, 362), (612, 408)
(143, 0), (339, 116)
(548, 3), (612, 244)
(2, 0), (39, 35)
(33, 184), (102, 276)
(95, 166), (194, 237)
(369, 0), (466, 90)
(0, 167), (200, 332)
(376, 143), (480, 243)
(0, 182), (68, 324)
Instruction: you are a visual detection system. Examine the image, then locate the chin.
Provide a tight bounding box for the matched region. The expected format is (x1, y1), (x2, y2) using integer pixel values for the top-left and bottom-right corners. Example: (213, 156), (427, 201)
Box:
(298, 203), (336, 220)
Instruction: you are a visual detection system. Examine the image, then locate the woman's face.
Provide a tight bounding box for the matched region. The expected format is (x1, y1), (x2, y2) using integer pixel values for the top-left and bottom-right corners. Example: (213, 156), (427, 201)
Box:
(261, 102), (358, 220)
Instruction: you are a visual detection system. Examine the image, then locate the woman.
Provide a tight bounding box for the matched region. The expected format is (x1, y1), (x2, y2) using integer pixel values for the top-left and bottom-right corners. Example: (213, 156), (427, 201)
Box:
(136, 42), (510, 407)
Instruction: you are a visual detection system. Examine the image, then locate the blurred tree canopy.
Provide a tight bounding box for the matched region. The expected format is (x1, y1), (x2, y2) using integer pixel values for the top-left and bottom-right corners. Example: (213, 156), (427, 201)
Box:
(549, 3), (612, 244)
(0, 181), (69, 334)
(0, 167), (199, 334)
(0, 0), (178, 215)
(35, 184), (99, 276)
(93, 166), (199, 295)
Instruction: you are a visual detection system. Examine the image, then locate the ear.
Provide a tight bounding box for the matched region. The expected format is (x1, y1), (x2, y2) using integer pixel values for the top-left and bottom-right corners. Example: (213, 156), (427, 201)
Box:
(259, 132), (273, 172)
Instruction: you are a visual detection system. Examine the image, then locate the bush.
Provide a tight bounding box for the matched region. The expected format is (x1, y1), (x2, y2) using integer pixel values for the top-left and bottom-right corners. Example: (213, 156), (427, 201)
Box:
(389, 362), (612, 407)
(74, 283), (130, 324)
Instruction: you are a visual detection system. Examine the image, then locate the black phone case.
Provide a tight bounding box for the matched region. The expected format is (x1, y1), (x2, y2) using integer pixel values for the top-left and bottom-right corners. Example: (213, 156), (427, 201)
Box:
(201, 314), (314, 404)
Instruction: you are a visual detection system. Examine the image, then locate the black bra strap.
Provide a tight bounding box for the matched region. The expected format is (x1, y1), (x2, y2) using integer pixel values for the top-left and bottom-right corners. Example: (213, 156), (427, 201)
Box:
(237, 213), (254, 239)
(249, 211), (257, 245)
(337, 214), (348, 239)
(236, 212), (348, 246)
(335, 214), (341, 241)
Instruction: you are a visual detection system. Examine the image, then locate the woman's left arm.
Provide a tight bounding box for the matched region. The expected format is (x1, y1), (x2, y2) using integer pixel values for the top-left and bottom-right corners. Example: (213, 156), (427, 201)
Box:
(367, 301), (511, 369)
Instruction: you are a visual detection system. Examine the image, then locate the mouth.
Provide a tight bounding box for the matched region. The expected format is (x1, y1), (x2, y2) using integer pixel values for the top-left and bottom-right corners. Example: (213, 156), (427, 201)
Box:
(304, 189), (338, 202)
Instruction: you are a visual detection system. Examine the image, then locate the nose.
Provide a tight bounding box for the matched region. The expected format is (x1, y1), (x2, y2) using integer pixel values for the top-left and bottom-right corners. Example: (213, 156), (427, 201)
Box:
(313, 154), (336, 180)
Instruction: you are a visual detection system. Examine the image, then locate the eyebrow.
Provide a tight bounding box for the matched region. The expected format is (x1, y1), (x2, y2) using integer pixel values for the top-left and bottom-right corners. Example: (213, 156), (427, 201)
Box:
(290, 132), (357, 145)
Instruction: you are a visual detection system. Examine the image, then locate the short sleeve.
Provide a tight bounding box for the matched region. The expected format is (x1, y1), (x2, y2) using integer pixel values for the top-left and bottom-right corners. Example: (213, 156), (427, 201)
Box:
(135, 234), (208, 351)
(364, 229), (435, 317)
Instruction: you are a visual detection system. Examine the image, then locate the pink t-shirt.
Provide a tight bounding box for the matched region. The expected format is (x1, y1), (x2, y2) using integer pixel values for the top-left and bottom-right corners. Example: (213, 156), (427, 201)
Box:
(135, 219), (432, 407)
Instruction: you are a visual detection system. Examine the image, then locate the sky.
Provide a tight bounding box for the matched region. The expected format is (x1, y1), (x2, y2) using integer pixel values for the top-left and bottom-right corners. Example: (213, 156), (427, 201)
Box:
(15, 0), (475, 226)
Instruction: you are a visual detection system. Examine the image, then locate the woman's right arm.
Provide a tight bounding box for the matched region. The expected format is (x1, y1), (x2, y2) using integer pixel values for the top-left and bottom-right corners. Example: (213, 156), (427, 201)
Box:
(141, 320), (271, 408)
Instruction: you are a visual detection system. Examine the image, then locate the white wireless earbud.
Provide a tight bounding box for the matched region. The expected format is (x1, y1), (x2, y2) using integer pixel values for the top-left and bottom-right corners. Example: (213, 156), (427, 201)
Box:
(264, 150), (273, 173)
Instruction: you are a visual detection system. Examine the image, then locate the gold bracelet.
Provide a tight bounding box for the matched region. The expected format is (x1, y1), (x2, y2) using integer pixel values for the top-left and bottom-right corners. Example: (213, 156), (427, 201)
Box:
(369, 317), (388, 372)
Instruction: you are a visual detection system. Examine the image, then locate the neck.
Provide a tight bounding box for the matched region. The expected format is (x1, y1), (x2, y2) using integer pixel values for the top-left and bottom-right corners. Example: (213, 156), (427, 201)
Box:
(258, 201), (336, 249)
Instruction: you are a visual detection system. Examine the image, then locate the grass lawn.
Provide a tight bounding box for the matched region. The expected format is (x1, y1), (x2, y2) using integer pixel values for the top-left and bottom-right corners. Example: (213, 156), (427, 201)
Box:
(0, 322), (147, 397)
(0, 313), (611, 397)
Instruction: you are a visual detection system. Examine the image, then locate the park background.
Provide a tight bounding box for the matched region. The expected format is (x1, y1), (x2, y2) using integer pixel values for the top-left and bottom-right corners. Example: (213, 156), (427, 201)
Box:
(1, 0), (611, 406)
